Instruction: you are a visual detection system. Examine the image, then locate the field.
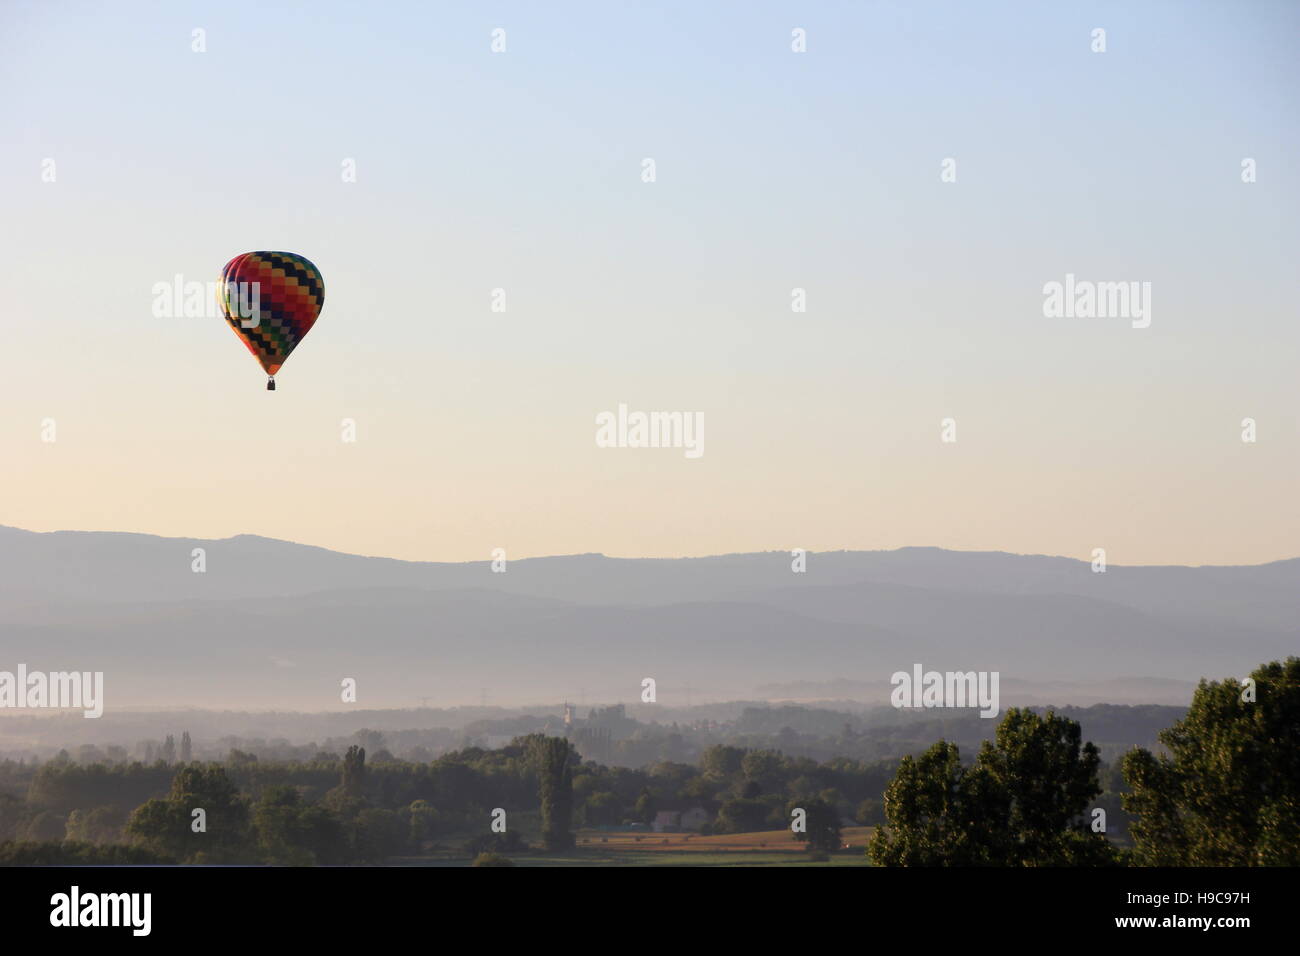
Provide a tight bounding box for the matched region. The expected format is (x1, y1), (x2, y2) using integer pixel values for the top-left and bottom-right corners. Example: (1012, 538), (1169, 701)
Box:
(394, 827), (874, 867)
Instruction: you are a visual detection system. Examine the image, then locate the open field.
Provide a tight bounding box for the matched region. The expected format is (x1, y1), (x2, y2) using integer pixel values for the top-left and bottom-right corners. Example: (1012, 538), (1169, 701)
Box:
(392, 827), (875, 867)
(576, 825), (873, 853)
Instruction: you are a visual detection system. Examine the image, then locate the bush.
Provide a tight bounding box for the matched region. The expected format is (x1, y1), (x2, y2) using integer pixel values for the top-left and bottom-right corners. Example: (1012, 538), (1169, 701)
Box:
(0, 840), (173, 865)
(462, 830), (526, 857)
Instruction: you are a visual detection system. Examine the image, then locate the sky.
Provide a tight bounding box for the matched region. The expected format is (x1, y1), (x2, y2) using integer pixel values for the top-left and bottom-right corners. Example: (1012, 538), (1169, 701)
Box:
(1, 0), (1297, 566)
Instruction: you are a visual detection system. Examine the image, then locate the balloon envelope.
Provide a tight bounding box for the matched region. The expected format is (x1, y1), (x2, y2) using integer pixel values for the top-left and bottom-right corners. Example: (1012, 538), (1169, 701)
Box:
(219, 251), (324, 377)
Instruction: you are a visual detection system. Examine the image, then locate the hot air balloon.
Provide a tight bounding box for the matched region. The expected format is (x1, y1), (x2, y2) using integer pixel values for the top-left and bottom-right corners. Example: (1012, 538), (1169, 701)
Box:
(218, 251), (324, 390)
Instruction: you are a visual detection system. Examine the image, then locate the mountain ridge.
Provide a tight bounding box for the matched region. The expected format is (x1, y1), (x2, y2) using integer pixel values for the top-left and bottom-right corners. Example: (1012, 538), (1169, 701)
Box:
(0, 525), (1294, 710)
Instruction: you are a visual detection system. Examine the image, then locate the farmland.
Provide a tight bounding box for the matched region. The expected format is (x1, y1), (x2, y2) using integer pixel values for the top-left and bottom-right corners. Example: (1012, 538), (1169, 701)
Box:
(394, 827), (875, 867)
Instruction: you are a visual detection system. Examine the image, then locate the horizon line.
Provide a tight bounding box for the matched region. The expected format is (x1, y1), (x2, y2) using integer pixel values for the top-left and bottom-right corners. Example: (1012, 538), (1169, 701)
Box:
(2, 524), (1296, 571)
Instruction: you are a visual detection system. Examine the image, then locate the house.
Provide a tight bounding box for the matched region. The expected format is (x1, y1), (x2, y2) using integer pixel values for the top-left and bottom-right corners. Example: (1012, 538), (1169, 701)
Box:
(652, 810), (680, 833)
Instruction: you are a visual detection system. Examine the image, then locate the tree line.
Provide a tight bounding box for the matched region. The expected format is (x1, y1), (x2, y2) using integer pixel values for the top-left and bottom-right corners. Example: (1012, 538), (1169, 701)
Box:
(0, 658), (1293, 865)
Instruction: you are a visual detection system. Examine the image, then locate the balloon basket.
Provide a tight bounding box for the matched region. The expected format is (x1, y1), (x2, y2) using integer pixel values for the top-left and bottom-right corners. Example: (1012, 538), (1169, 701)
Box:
(267, 377), (276, 391)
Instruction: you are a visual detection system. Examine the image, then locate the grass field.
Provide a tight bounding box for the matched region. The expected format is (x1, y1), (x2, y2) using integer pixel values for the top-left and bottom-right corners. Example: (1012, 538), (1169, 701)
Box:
(394, 826), (874, 867)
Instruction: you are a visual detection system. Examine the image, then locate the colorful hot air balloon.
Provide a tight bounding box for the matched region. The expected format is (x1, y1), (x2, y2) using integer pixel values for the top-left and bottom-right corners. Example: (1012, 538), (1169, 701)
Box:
(218, 251), (324, 390)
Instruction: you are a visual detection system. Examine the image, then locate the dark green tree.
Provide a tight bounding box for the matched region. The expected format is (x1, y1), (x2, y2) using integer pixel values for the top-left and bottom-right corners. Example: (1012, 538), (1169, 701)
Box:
(584, 791), (621, 827)
(350, 807), (406, 861)
(253, 785), (309, 864)
(525, 734), (574, 851)
(126, 766), (250, 863)
(793, 796), (842, 853)
(1123, 658), (1300, 866)
(977, 708), (1113, 866)
(252, 785), (348, 865)
(715, 796), (771, 834)
(868, 741), (1002, 866)
(870, 709), (1115, 866)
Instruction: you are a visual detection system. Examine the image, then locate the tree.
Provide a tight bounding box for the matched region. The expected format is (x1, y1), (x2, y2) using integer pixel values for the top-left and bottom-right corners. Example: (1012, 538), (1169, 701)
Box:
(699, 745), (746, 779)
(161, 735), (176, 765)
(350, 808), (406, 861)
(0, 841), (170, 865)
(855, 798), (884, 826)
(977, 708), (1114, 866)
(226, 748), (258, 767)
(65, 806), (126, 845)
(126, 766), (250, 863)
(525, 734), (575, 851)
(342, 745), (366, 799)
(408, 799), (438, 847)
(634, 787), (656, 825)
(740, 750), (785, 793)
(869, 741), (1000, 866)
(793, 797), (841, 853)
(1123, 658), (1300, 866)
(715, 797), (770, 834)
(180, 732), (192, 763)
(252, 785), (348, 865)
(870, 709), (1115, 866)
(24, 810), (67, 842)
(253, 785), (310, 865)
(584, 791), (620, 827)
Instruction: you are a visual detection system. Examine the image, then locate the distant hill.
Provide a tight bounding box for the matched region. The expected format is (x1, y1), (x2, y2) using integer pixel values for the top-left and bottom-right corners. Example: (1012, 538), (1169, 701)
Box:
(0, 526), (1294, 710)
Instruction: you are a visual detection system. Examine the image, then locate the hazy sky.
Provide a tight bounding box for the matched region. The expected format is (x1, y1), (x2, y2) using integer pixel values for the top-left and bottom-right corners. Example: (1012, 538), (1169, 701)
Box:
(2, 1), (1297, 565)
